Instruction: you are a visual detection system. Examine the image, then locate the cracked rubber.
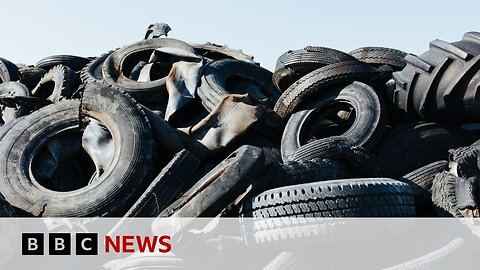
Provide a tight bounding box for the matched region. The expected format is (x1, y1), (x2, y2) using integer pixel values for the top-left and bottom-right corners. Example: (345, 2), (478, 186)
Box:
(281, 81), (387, 161)
(399, 160), (449, 216)
(0, 83), (155, 217)
(32, 64), (76, 102)
(274, 61), (388, 119)
(273, 46), (357, 91)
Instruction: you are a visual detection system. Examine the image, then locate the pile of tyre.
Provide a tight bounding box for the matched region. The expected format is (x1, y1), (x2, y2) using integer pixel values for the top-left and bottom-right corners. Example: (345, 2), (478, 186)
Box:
(0, 26), (479, 222)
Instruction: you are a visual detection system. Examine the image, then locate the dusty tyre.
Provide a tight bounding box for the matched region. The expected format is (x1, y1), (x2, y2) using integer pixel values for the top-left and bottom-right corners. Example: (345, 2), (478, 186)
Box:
(0, 83), (156, 217)
(35, 55), (91, 72)
(31, 65), (76, 102)
(80, 50), (115, 83)
(273, 46), (357, 92)
(102, 38), (196, 102)
(198, 59), (280, 112)
(281, 81), (387, 161)
(273, 61), (388, 119)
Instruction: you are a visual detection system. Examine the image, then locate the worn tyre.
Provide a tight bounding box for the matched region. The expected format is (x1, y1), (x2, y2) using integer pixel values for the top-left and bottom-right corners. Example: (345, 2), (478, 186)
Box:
(0, 83), (156, 216)
(80, 50), (115, 83)
(102, 38), (196, 102)
(273, 46), (357, 92)
(274, 61), (388, 119)
(198, 59), (280, 112)
(32, 65), (76, 102)
(281, 81), (387, 160)
(399, 160), (449, 216)
(159, 145), (265, 217)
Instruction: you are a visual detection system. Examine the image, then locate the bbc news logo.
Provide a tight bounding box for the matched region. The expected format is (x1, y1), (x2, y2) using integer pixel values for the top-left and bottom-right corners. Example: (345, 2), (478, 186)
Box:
(22, 233), (171, 256)
(22, 233), (98, 255)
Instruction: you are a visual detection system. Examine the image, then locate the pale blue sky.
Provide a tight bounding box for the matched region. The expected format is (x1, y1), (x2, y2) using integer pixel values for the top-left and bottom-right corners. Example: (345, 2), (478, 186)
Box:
(1, 0), (478, 71)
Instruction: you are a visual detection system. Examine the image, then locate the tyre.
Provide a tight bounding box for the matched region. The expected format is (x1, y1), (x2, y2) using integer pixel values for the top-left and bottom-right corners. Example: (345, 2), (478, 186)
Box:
(391, 32), (480, 121)
(102, 38), (196, 102)
(31, 65), (76, 102)
(266, 158), (351, 189)
(80, 50), (115, 83)
(273, 46), (357, 91)
(273, 61), (389, 119)
(431, 171), (479, 217)
(159, 145), (265, 217)
(375, 122), (478, 177)
(35, 55), (91, 72)
(18, 66), (47, 90)
(198, 59), (280, 112)
(0, 58), (19, 83)
(291, 136), (382, 177)
(242, 178), (415, 245)
(281, 81), (387, 160)
(0, 83), (156, 216)
(399, 160), (449, 216)
(191, 42), (258, 64)
(448, 140), (480, 178)
(349, 47), (407, 70)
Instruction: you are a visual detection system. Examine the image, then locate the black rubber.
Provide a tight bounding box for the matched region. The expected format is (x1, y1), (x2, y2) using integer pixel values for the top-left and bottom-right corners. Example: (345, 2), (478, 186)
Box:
(349, 47), (407, 70)
(18, 66), (47, 90)
(31, 65), (76, 102)
(291, 136), (382, 177)
(0, 83), (156, 217)
(35, 55), (91, 72)
(192, 42), (258, 64)
(80, 50), (115, 83)
(274, 61), (389, 119)
(448, 140), (480, 178)
(391, 32), (480, 121)
(123, 150), (201, 217)
(375, 122), (478, 177)
(102, 38), (196, 102)
(281, 81), (387, 160)
(273, 46), (357, 92)
(242, 178), (415, 245)
(198, 59), (280, 112)
(0, 58), (19, 83)
(431, 171), (479, 217)
(399, 160), (449, 216)
(159, 145), (265, 217)
(266, 158), (351, 189)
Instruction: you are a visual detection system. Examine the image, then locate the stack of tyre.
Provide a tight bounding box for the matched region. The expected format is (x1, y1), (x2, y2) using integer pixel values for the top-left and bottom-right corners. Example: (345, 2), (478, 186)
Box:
(0, 28), (478, 224)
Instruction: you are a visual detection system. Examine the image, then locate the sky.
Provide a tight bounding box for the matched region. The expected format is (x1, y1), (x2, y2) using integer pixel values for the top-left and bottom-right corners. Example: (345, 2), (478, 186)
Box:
(1, 0), (478, 71)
